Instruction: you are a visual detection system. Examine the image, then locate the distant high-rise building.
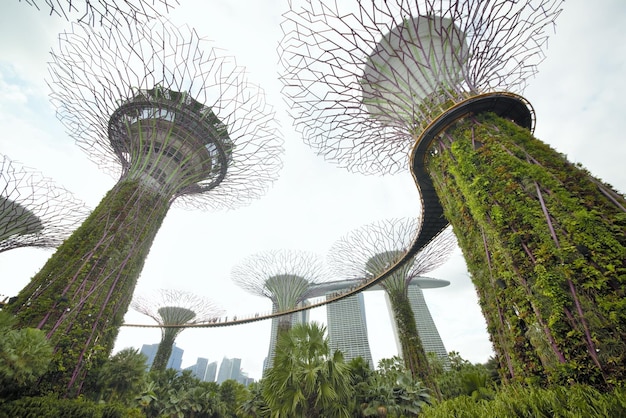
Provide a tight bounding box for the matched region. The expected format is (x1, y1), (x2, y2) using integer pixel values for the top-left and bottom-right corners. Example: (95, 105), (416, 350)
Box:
(325, 292), (373, 367)
(309, 276), (450, 368)
(185, 357), (218, 382)
(141, 343), (183, 371)
(409, 286), (448, 364)
(217, 357), (242, 384)
(263, 300), (310, 372)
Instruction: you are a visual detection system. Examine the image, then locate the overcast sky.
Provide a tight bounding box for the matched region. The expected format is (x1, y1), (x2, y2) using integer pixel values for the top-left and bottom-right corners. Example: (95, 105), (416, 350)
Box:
(1, 0), (624, 380)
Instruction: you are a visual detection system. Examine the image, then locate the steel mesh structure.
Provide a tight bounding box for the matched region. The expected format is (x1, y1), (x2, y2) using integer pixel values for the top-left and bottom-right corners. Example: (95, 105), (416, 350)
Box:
(0, 154), (89, 253)
(231, 249), (331, 370)
(131, 289), (224, 372)
(328, 218), (455, 396)
(279, 0), (559, 175)
(48, 20), (283, 210)
(10, 18), (283, 396)
(279, 0), (626, 389)
(19, 0), (179, 26)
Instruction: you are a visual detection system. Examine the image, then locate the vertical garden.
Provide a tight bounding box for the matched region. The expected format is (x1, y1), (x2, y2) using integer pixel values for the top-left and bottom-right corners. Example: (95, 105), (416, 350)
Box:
(426, 112), (626, 388)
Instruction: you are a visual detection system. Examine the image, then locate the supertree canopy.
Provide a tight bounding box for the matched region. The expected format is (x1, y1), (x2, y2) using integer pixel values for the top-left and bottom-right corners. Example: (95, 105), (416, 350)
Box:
(280, 0), (626, 389)
(279, 0), (560, 175)
(231, 249), (331, 370)
(1, 154), (89, 253)
(131, 289), (224, 372)
(19, 0), (179, 26)
(328, 218), (456, 397)
(10, 18), (282, 396)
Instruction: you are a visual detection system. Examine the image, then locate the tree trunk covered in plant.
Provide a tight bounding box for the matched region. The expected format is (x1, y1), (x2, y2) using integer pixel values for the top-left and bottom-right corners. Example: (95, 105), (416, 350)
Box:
(425, 112), (626, 389)
(427, 155), (541, 385)
(387, 289), (441, 400)
(10, 179), (171, 396)
(151, 330), (179, 372)
(264, 309), (294, 371)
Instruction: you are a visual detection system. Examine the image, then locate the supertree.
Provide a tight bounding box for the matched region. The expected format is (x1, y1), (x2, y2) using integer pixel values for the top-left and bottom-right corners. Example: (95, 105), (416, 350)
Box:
(19, 0), (178, 26)
(9, 19), (283, 395)
(328, 218), (456, 397)
(131, 289), (224, 372)
(279, 0), (626, 388)
(1, 154), (89, 253)
(231, 249), (331, 370)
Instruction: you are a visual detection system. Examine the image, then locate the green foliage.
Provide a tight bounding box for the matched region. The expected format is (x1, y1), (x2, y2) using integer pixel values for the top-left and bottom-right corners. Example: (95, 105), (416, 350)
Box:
(355, 357), (431, 417)
(237, 381), (270, 418)
(420, 384), (626, 418)
(386, 290), (441, 399)
(262, 321), (353, 417)
(0, 394), (142, 418)
(426, 112), (626, 388)
(362, 372), (431, 417)
(347, 356), (376, 414)
(150, 333), (177, 373)
(10, 179), (171, 395)
(428, 352), (495, 401)
(139, 369), (226, 418)
(94, 348), (148, 404)
(219, 379), (248, 417)
(0, 311), (52, 399)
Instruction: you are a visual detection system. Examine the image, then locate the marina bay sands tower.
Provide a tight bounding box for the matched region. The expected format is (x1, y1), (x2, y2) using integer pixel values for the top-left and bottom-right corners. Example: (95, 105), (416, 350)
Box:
(312, 277), (450, 369)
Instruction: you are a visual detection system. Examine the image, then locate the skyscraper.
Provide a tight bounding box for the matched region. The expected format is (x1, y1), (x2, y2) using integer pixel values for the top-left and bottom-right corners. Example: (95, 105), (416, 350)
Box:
(216, 357), (242, 384)
(325, 292), (373, 367)
(140, 342), (183, 371)
(310, 276), (450, 368)
(185, 357), (218, 382)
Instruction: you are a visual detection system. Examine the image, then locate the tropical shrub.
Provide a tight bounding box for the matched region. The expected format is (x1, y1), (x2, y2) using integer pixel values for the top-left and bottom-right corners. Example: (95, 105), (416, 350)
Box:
(0, 394), (142, 418)
(0, 311), (52, 399)
(421, 384), (626, 417)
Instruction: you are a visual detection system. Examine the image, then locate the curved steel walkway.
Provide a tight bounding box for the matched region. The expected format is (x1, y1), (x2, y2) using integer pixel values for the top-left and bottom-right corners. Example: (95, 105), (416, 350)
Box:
(123, 92), (534, 329)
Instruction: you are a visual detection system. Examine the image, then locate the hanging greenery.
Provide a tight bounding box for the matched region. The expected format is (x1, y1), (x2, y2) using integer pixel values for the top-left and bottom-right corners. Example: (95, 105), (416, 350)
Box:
(10, 179), (171, 396)
(426, 112), (626, 389)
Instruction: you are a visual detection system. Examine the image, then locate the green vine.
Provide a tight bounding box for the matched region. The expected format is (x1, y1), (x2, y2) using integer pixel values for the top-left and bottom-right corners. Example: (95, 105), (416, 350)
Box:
(10, 179), (171, 396)
(425, 112), (626, 389)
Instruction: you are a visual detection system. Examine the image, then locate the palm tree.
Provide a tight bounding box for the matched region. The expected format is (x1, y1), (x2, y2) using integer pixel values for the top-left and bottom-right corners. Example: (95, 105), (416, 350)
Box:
(363, 357), (431, 417)
(96, 348), (147, 404)
(263, 322), (353, 418)
(238, 382), (270, 418)
(0, 311), (52, 398)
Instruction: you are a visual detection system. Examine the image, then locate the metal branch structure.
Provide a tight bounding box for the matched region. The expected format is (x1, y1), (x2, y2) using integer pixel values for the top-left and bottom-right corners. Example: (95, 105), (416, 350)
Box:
(19, 0), (179, 26)
(279, 0), (558, 175)
(1, 154), (89, 253)
(280, 0), (626, 389)
(328, 218), (455, 396)
(131, 289), (224, 372)
(231, 249), (331, 370)
(10, 18), (283, 396)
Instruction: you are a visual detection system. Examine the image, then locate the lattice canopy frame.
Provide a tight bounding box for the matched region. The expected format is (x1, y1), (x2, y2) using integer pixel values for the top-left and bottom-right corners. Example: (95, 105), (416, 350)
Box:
(131, 289), (224, 372)
(49, 18), (283, 210)
(0, 154), (89, 253)
(19, 0), (179, 26)
(232, 249), (331, 312)
(279, 0), (560, 174)
(328, 217), (457, 289)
